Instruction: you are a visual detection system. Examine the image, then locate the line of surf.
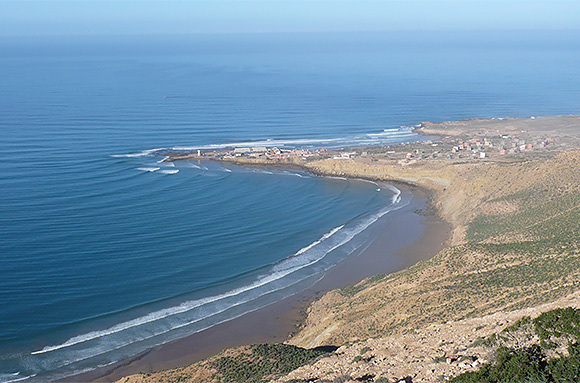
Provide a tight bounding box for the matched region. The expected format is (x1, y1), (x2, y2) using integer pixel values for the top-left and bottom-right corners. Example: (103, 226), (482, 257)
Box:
(110, 126), (419, 158)
(32, 200), (404, 371)
(30, 224), (346, 355)
(51, 271), (322, 373)
(27, 187), (409, 383)
(2, 374), (36, 383)
(31, 193), (404, 357)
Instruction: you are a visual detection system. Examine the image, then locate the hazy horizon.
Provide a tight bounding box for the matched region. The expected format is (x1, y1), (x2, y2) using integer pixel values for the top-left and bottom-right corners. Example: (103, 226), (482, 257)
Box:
(1, 0), (579, 37)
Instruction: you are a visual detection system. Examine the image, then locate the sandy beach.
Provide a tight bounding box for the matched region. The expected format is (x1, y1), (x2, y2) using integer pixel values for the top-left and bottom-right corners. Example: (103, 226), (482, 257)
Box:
(68, 184), (450, 383)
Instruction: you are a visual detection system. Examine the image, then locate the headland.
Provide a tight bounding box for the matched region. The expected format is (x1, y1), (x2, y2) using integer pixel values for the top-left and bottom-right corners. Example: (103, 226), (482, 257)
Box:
(89, 115), (580, 382)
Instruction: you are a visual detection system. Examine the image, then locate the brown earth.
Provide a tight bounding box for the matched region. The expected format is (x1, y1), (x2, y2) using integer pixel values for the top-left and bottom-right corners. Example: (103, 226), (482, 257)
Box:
(275, 291), (580, 383)
(417, 115), (580, 138)
(289, 150), (580, 348)
(117, 116), (580, 383)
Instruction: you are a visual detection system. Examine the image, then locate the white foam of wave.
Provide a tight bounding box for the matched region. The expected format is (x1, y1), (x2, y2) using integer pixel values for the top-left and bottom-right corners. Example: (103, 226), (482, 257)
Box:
(51, 270), (323, 374)
(272, 202), (407, 279)
(351, 178), (381, 192)
(295, 226), (343, 257)
(31, 185), (410, 359)
(110, 126), (420, 164)
(366, 129), (415, 138)
(31, 225), (346, 356)
(170, 137), (340, 151)
(31, 233), (346, 368)
(170, 127), (417, 152)
(156, 156), (170, 163)
(188, 164), (208, 171)
(282, 171), (308, 178)
(160, 169), (179, 175)
(1, 373), (36, 383)
(110, 149), (163, 158)
(354, 178), (380, 188)
(110, 127), (420, 165)
(29, 199), (411, 373)
(386, 184), (402, 204)
(136, 167), (160, 172)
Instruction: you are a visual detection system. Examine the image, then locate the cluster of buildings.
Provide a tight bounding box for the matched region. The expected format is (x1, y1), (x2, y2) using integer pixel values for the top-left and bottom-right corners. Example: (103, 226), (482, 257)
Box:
(195, 147), (327, 160)
(381, 133), (558, 163)
(446, 135), (554, 160)
(179, 131), (564, 165)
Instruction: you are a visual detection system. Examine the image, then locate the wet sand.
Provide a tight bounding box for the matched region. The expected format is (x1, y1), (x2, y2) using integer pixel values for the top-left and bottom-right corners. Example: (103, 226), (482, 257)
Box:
(70, 185), (450, 383)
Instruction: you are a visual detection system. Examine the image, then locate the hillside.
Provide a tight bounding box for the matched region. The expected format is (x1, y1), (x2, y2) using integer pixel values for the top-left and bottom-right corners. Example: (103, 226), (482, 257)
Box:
(117, 116), (580, 383)
(291, 150), (580, 348)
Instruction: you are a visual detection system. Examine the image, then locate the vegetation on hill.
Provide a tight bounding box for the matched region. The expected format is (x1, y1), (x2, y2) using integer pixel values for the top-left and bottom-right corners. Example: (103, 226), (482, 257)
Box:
(291, 151), (580, 347)
(209, 344), (334, 383)
(451, 307), (580, 382)
(117, 118), (580, 382)
(115, 344), (334, 383)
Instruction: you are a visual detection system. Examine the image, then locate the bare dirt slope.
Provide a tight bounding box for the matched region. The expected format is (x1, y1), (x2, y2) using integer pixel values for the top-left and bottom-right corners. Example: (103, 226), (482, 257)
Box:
(275, 291), (580, 383)
(291, 150), (580, 348)
(116, 117), (580, 383)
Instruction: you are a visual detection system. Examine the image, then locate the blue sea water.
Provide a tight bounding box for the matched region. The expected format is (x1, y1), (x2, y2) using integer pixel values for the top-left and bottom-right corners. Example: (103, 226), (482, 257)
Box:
(1, 31), (579, 382)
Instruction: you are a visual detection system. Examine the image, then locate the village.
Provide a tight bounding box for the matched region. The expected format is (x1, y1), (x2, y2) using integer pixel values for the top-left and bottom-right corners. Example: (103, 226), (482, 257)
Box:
(164, 125), (573, 165)
(373, 131), (563, 164)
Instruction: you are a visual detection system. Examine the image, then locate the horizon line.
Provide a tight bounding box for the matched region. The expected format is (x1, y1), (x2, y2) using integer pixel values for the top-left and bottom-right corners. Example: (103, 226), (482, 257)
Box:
(2, 28), (580, 38)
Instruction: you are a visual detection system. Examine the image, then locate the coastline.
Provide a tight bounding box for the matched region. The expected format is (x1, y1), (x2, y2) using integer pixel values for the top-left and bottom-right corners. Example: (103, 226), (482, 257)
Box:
(69, 180), (451, 383)
(38, 116), (580, 383)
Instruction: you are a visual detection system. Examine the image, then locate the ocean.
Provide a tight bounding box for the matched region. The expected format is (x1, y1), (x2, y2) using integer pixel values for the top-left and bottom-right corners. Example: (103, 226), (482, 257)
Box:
(0, 31), (579, 382)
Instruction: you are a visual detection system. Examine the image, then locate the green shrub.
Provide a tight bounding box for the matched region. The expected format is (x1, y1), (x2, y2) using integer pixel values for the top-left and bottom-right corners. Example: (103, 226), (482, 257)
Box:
(450, 307), (580, 383)
(210, 343), (333, 383)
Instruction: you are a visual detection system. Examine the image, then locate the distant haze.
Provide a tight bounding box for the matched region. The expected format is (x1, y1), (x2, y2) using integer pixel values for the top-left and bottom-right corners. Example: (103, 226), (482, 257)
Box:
(1, 0), (579, 36)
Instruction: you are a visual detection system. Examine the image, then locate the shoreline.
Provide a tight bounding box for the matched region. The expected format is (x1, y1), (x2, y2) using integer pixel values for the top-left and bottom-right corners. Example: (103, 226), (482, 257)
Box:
(50, 115), (580, 382)
(70, 176), (451, 383)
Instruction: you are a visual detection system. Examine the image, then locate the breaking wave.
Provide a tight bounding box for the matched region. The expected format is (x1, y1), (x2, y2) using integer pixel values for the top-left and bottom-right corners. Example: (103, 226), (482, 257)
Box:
(22, 185), (406, 382)
(160, 169), (179, 175)
(111, 126), (422, 158)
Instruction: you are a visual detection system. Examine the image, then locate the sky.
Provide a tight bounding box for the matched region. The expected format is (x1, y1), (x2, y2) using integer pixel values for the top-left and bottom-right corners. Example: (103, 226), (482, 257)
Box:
(0, 0), (579, 36)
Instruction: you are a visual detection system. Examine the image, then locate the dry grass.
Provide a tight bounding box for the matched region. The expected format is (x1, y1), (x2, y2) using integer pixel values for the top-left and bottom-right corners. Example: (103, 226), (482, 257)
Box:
(290, 151), (580, 348)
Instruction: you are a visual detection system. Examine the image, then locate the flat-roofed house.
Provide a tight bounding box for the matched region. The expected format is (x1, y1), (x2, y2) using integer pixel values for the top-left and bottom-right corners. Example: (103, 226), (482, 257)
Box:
(251, 147), (268, 153)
